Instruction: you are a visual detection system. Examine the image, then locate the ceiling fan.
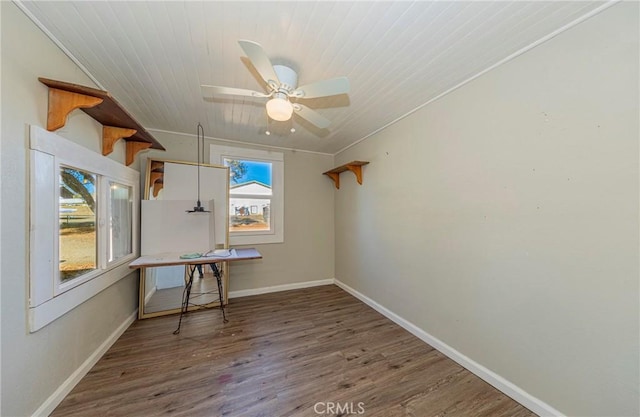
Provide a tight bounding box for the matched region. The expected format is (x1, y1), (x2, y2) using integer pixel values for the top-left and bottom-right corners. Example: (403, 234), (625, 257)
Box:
(201, 40), (350, 129)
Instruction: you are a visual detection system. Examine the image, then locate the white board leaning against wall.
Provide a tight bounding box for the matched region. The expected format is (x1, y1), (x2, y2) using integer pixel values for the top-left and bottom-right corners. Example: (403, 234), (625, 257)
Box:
(149, 160), (228, 247)
(140, 199), (215, 256)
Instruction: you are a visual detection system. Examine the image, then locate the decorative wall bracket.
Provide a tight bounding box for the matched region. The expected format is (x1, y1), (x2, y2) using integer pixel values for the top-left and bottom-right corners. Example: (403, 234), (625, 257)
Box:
(103, 126), (137, 156)
(323, 161), (369, 189)
(149, 160), (165, 198)
(126, 141), (153, 166)
(45, 88), (103, 131)
(39, 77), (165, 166)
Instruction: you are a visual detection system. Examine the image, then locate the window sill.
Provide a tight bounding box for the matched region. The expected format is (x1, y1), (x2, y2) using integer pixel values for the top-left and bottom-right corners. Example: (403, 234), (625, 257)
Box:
(29, 255), (137, 332)
(230, 234), (283, 246)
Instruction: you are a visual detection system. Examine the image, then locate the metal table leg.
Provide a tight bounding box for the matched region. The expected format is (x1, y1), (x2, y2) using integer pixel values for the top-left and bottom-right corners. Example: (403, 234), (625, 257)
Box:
(209, 262), (228, 323)
(173, 265), (196, 335)
(173, 262), (228, 334)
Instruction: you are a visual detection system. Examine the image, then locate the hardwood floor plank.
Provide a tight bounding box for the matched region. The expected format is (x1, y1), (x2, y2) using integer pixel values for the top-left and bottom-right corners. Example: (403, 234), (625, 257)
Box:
(51, 285), (536, 417)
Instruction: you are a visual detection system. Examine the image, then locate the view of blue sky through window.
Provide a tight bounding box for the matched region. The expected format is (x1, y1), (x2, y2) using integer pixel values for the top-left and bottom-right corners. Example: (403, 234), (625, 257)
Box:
(225, 159), (272, 187)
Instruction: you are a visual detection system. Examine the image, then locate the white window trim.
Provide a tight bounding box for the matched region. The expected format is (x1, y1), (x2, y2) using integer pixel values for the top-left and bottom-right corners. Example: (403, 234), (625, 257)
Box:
(106, 180), (134, 267)
(29, 126), (139, 332)
(210, 145), (284, 245)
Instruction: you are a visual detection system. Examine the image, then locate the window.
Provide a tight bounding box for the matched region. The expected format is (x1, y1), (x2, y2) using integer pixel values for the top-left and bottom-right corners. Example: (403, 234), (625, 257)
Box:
(29, 126), (139, 331)
(226, 159), (272, 232)
(210, 145), (284, 245)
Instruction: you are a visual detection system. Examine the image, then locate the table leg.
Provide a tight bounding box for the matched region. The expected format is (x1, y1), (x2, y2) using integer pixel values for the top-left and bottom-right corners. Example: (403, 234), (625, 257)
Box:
(173, 265), (196, 335)
(210, 262), (228, 323)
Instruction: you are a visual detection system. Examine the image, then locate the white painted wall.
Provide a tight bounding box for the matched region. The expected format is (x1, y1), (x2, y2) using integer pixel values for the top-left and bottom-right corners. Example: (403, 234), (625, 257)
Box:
(0, 0), (3, 409)
(4, 1), (634, 416)
(1, 5), (334, 413)
(141, 130), (336, 294)
(1, 3), (138, 415)
(334, 3), (638, 416)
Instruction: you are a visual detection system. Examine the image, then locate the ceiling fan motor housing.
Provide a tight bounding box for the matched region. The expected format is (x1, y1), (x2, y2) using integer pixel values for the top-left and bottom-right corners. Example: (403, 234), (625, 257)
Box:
(273, 65), (298, 93)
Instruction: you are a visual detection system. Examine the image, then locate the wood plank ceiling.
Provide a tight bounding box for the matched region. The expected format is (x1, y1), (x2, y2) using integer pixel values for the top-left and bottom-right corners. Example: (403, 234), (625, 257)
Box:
(19, 1), (609, 154)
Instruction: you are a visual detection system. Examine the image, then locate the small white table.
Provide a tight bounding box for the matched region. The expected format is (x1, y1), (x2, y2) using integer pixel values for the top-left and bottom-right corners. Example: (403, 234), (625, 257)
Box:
(129, 248), (262, 333)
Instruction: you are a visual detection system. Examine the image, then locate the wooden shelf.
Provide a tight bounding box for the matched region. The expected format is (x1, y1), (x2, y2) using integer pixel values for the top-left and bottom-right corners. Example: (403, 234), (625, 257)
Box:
(39, 77), (165, 165)
(323, 161), (369, 189)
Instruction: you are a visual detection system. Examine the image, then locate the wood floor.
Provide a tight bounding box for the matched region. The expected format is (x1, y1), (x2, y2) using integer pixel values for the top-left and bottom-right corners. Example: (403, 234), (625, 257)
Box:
(52, 285), (536, 417)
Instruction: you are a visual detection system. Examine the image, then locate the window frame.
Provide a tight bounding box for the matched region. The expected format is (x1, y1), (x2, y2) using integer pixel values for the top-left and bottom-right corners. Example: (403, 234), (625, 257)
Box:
(29, 126), (139, 332)
(210, 145), (284, 245)
(106, 180), (134, 266)
(227, 159), (273, 235)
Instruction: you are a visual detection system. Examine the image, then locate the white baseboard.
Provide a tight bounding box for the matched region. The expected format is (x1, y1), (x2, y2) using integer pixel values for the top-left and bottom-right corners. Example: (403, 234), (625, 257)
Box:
(32, 310), (138, 417)
(229, 278), (334, 299)
(333, 279), (564, 417)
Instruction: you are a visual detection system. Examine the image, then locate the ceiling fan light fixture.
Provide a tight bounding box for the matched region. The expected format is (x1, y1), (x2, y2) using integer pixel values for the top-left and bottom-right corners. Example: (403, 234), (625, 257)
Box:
(266, 95), (293, 121)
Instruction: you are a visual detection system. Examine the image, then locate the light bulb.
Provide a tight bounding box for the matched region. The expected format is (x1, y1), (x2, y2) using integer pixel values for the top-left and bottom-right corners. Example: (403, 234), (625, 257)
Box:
(266, 96), (293, 121)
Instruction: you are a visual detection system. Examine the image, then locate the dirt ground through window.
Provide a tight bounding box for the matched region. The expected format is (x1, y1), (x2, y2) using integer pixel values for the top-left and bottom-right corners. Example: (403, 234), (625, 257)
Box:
(59, 205), (96, 279)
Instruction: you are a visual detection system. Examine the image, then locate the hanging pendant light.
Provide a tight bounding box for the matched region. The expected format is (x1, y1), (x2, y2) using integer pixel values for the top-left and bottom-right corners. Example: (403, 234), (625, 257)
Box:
(186, 123), (211, 213)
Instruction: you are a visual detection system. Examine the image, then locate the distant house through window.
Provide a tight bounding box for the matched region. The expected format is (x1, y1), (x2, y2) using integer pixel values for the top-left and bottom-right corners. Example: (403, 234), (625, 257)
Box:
(211, 146), (284, 245)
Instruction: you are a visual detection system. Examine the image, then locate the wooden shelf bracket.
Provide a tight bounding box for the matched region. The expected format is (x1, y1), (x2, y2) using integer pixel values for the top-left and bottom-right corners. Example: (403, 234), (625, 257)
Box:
(126, 141), (152, 166)
(149, 170), (163, 186)
(325, 172), (341, 189)
(323, 161), (369, 189)
(152, 180), (164, 198)
(102, 126), (137, 156)
(150, 160), (165, 197)
(46, 88), (103, 131)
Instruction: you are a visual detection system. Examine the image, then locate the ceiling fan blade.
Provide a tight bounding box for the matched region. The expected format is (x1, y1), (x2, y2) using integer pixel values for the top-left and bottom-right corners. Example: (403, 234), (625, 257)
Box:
(292, 77), (350, 99)
(238, 40), (280, 87)
(293, 103), (331, 129)
(201, 85), (270, 98)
